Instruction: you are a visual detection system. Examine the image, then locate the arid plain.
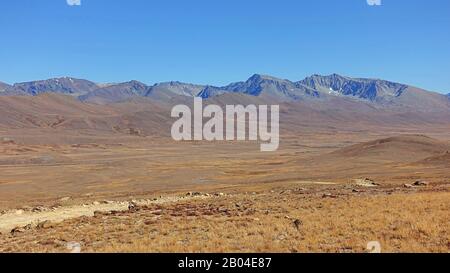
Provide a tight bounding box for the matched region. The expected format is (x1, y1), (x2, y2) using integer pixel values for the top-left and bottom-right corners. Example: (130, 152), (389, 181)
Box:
(0, 80), (449, 252)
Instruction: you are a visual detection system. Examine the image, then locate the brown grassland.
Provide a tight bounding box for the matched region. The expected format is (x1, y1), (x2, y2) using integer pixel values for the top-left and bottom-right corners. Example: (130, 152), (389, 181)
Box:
(0, 130), (449, 253)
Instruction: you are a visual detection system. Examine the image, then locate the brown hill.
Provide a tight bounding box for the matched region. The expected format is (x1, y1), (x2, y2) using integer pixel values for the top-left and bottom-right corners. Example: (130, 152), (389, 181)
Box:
(328, 135), (450, 163)
(1, 92), (450, 145)
(416, 152), (450, 166)
(0, 93), (172, 138)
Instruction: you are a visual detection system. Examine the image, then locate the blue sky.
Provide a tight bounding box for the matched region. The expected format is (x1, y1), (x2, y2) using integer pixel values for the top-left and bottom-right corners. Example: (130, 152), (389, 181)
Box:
(1, 0), (449, 93)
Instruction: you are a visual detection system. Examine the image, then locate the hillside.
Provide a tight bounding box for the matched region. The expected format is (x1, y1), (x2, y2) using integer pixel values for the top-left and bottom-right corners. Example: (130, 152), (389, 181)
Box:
(328, 135), (450, 163)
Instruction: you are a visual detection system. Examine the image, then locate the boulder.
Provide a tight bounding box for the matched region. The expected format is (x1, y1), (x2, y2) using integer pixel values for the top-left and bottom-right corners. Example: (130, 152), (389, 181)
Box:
(293, 219), (303, 230)
(413, 180), (429, 187)
(128, 201), (139, 212)
(11, 227), (25, 235)
(36, 220), (53, 229)
(32, 206), (47, 213)
(15, 210), (24, 215)
(353, 178), (379, 187)
(322, 193), (338, 198)
(11, 224), (31, 235)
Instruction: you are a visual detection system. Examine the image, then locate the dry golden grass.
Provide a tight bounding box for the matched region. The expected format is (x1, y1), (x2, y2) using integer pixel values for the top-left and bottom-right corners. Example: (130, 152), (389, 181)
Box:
(1, 183), (448, 253)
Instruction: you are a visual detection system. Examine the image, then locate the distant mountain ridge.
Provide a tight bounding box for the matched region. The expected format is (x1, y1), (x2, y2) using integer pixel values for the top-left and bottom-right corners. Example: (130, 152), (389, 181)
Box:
(298, 74), (408, 102)
(79, 80), (148, 104)
(4, 77), (98, 96)
(0, 81), (11, 92)
(1, 74), (449, 110)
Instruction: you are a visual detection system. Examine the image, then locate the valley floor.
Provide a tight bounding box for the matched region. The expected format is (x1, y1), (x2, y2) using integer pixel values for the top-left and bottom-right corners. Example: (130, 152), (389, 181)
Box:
(0, 130), (449, 253)
(0, 182), (448, 253)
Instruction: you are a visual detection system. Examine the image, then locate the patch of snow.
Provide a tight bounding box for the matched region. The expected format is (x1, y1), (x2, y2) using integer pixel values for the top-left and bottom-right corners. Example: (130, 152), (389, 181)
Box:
(328, 87), (339, 95)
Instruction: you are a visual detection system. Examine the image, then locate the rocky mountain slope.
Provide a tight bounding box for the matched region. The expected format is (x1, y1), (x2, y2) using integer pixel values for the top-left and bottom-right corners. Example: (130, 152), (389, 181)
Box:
(0, 81), (11, 92)
(298, 74), (408, 101)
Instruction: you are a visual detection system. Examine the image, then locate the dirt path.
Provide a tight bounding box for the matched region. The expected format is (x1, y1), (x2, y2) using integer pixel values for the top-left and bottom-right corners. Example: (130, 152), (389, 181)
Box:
(0, 195), (210, 233)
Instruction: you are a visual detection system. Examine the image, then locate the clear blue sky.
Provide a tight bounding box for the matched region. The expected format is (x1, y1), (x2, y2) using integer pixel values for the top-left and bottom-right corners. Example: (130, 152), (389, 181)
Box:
(1, 0), (449, 93)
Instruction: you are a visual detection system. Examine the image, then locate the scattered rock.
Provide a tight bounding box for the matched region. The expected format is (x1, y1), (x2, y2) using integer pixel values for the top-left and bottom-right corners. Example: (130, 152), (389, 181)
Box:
(36, 220), (53, 229)
(404, 184), (414, 189)
(92, 201), (100, 206)
(413, 180), (429, 187)
(93, 211), (104, 217)
(11, 224), (32, 235)
(60, 197), (71, 202)
(11, 227), (25, 235)
(15, 210), (24, 215)
(128, 201), (139, 212)
(50, 203), (62, 210)
(32, 206), (46, 213)
(217, 207), (229, 215)
(322, 193), (338, 198)
(293, 219), (303, 230)
(354, 178), (379, 187)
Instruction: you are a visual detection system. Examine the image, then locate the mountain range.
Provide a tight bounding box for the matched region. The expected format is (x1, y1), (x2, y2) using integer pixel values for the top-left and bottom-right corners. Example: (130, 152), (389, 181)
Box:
(1, 74), (449, 111)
